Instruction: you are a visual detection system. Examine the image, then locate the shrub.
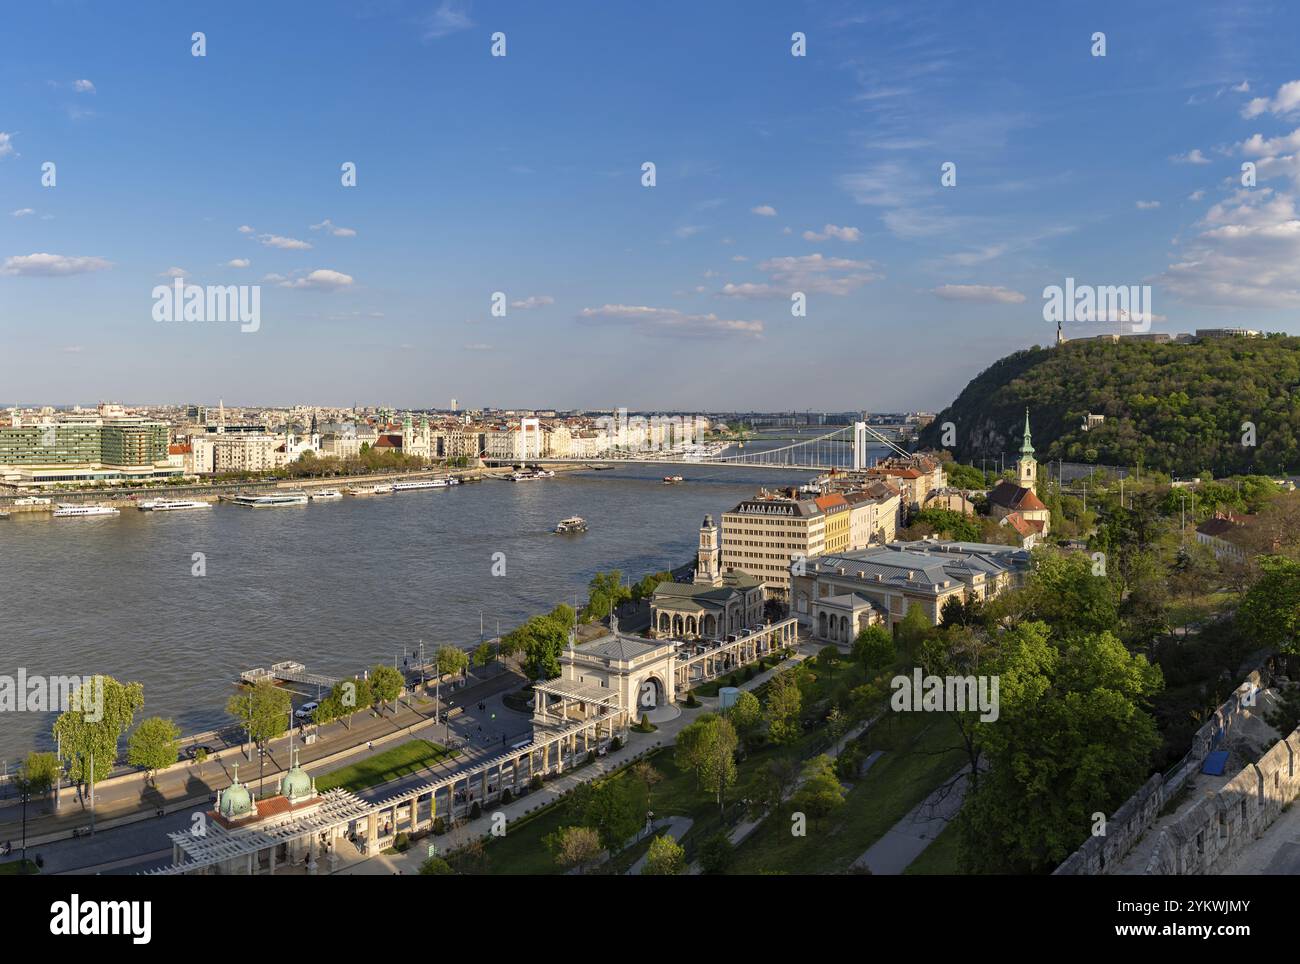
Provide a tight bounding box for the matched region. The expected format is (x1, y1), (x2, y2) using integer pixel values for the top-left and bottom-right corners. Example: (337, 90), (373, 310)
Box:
(501, 787), (513, 804)
(530, 774), (544, 790)
(433, 816), (447, 835)
(610, 736), (623, 751)
(698, 831), (735, 875)
(469, 801), (482, 820)
(685, 692), (700, 708)
(393, 831), (410, 852)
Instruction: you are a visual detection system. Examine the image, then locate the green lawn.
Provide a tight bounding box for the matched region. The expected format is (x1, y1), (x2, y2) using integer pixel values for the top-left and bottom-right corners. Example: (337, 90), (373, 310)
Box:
(902, 817), (963, 874)
(0, 859), (39, 875)
(316, 739), (456, 793)
(728, 713), (967, 874)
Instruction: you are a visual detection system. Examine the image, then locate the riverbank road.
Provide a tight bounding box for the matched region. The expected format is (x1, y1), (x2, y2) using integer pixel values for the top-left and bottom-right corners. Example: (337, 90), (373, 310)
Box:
(0, 667), (528, 855)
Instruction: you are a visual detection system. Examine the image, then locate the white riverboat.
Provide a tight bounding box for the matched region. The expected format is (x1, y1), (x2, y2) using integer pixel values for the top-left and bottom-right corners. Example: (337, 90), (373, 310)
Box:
(511, 469), (555, 481)
(391, 478), (457, 491)
(52, 504), (120, 518)
(137, 499), (213, 512)
(554, 516), (587, 534)
(309, 489), (343, 501)
(344, 484), (394, 496)
(229, 492), (309, 508)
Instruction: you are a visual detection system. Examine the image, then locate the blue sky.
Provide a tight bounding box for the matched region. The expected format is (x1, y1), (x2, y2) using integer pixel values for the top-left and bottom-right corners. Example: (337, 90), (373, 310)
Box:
(3, 0), (1300, 410)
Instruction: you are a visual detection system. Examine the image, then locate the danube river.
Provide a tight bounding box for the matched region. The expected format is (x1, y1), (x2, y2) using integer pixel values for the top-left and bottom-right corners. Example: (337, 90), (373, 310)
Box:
(0, 454), (877, 761)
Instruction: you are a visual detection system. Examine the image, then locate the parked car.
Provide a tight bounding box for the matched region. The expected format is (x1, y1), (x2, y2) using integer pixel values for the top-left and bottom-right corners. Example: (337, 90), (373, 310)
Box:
(294, 700), (319, 720)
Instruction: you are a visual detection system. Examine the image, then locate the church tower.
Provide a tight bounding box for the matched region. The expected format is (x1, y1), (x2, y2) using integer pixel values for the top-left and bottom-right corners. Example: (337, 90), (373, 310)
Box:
(694, 515), (722, 587)
(1017, 408), (1037, 489)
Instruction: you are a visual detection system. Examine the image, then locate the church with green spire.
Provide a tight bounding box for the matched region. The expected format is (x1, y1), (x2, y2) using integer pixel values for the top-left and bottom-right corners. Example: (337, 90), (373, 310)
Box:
(987, 409), (1050, 544)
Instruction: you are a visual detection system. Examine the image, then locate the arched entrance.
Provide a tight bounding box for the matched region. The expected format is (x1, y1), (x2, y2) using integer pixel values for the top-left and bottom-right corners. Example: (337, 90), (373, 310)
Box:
(637, 675), (666, 712)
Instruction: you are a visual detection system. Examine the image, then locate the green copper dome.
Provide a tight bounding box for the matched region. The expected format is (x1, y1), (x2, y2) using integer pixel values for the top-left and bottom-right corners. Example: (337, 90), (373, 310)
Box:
(219, 764), (254, 819)
(279, 748), (313, 801)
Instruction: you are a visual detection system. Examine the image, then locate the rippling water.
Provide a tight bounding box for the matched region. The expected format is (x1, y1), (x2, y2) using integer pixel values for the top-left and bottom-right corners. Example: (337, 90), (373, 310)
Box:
(0, 461), (841, 759)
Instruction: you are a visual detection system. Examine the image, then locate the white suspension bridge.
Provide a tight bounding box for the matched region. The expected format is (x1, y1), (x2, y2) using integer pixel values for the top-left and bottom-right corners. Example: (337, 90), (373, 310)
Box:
(484, 421), (914, 472)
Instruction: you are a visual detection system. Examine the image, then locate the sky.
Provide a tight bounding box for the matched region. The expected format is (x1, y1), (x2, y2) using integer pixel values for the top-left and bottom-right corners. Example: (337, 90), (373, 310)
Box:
(3, 0), (1300, 411)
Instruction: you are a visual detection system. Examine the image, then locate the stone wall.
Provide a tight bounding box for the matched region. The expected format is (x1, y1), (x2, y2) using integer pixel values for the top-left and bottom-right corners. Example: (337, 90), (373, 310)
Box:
(1053, 665), (1270, 875)
(1145, 728), (1300, 874)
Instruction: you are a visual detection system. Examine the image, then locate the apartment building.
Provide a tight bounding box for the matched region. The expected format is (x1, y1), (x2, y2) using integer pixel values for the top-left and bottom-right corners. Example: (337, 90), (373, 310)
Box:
(720, 490), (826, 600)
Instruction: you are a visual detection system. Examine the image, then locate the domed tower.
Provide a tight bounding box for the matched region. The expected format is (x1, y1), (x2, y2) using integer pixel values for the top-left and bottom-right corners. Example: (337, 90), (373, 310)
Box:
(1017, 408), (1037, 489)
(279, 747), (316, 804)
(694, 515), (722, 587)
(218, 763), (257, 820)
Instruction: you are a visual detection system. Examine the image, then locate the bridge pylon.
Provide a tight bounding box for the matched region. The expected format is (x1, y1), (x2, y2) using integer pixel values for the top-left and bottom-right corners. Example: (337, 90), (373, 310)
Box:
(853, 421), (868, 471)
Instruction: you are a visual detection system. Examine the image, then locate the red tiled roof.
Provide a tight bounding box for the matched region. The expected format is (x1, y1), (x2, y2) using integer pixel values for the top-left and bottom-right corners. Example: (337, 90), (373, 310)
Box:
(988, 480), (1046, 512)
(168, 443), (191, 455)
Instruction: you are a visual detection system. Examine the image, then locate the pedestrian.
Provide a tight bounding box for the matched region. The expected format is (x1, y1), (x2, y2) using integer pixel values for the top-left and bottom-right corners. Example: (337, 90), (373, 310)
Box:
(367, 741), (373, 752)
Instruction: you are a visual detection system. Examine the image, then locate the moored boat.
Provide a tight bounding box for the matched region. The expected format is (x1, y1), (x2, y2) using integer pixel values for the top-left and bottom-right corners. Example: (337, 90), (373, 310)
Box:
(137, 499), (213, 512)
(554, 516), (587, 533)
(229, 492), (309, 508)
(52, 504), (120, 518)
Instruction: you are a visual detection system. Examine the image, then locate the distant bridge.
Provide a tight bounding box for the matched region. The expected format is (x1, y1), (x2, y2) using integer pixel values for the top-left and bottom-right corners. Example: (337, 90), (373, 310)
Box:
(485, 421), (913, 473)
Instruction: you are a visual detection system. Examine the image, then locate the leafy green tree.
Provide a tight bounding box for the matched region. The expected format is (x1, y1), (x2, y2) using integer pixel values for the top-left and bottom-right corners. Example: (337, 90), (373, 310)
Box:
(52, 675), (145, 788)
(127, 716), (181, 784)
(764, 669), (803, 744)
(698, 831), (735, 874)
(568, 775), (648, 852)
(502, 604), (576, 680)
(436, 645), (469, 678)
(368, 664), (404, 714)
(631, 571), (675, 602)
(1238, 555), (1300, 653)
(473, 641), (494, 667)
(674, 713), (739, 814)
(958, 621), (1163, 873)
(642, 835), (685, 875)
(545, 825), (603, 874)
(724, 690), (763, 748)
(852, 625), (895, 677)
(316, 676), (373, 729)
(582, 571), (633, 623)
(226, 681), (290, 754)
(419, 856), (454, 875)
(792, 755), (846, 823)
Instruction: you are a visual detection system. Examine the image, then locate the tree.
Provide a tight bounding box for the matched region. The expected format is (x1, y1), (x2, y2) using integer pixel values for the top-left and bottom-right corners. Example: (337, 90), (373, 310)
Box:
(473, 641), (494, 668)
(674, 713), (739, 814)
(502, 604), (575, 680)
(725, 690), (763, 749)
(896, 605), (936, 656)
(792, 755), (846, 823)
(642, 835), (685, 875)
(583, 571), (633, 623)
(368, 664), (404, 714)
(52, 675), (145, 790)
(698, 831), (735, 874)
(226, 681), (291, 753)
(419, 855), (454, 875)
(127, 716), (181, 784)
(1238, 556), (1300, 653)
(568, 775), (647, 852)
(316, 676), (372, 729)
(436, 645), (469, 679)
(764, 669), (803, 744)
(958, 621), (1163, 873)
(817, 645), (841, 677)
(545, 825), (603, 874)
(632, 760), (664, 809)
(632, 571), (674, 602)
(852, 625), (895, 677)
(14, 752), (58, 862)
(752, 755), (801, 816)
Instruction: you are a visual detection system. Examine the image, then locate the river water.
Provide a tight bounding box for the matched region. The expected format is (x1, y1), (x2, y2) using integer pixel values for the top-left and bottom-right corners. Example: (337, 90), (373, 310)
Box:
(0, 452), (877, 760)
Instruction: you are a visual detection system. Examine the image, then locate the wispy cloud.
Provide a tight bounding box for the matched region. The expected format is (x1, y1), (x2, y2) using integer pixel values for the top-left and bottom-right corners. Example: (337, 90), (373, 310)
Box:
(932, 284), (1025, 304)
(260, 234), (313, 250)
(1, 253), (112, 277)
(310, 218), (357, 237)
(1243, 79), (1300, 118)
(422, 0), (474, 40)
(577, 304), (763, 338)
(510, 295), (554, 309)
(278, 268), (354, 289)
(802, 224), (861, 242)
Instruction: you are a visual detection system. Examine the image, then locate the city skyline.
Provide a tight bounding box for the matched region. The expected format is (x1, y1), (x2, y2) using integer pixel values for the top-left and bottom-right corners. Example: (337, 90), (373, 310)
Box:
(4, 1), (1300, 410)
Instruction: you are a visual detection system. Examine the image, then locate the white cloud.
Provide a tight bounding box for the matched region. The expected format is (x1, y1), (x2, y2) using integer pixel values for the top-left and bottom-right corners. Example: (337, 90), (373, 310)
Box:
(675, 225), (704, 239)
(11, 208), (34, 217)
(0, 132), (16, 160)
(279, 268), (354, 289)
(1188, 190), (1206, 201)
(1243, 80), (1300, 118)
(1239, 127), (1300, 157)
(226, 258), (251, 268)
(751, 205), (777, 216)
(932, 284), (1026, 304)
(1156, 188), (1300, 308)
(1, 253), (111, 277)
(510, 295), (554, 309)
(73, 79), (95, 94)
(577, 304), (763, 338)
(260, 234), (312, 250)
(1171, 148), (1211, 165)
(1136, 200), (1161, 210)
(160, 266), (189, 278)
(463, 343), (493, 351)
(422, 0), (474, 40)
(731, 255), (748, 262)
(1233, 81), (1251, 93)
(237, 224), (254, 234)
(802, 224), (862, 242)
(310, 218), (357, 238)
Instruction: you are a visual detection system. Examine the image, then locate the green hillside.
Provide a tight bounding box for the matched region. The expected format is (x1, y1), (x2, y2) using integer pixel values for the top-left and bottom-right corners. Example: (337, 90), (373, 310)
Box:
(917, 336), (1300, 476)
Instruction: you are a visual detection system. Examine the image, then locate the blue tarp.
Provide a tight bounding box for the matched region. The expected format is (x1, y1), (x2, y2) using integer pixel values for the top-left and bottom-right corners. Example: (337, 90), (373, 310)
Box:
(1202, 749), (1230, 776)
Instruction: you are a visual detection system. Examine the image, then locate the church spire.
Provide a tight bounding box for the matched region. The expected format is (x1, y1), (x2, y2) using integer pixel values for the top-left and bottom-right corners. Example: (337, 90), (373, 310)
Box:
(1020, 408), (1035, 457)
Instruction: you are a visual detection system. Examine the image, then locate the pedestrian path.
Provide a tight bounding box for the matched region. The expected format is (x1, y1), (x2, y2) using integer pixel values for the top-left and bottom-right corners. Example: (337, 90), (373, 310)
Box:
(852, 772), (969, 874)
(627, 817), (694, 875)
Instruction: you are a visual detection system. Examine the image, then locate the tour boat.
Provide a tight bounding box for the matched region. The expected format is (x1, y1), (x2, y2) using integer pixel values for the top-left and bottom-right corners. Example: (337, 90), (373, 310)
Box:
(554, 516), (587, 534)
(137, 499), (213, 512)
(344, 484), (394, 496)
(229, 493), (309, 508)
(663, 475), (684, 484)
(511, 469), (555, 481)
(52, 504), (120, 518)
(309, 489), (343, 500)
(392, 478), (451, 491)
